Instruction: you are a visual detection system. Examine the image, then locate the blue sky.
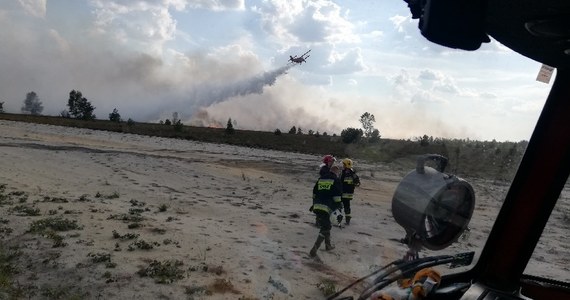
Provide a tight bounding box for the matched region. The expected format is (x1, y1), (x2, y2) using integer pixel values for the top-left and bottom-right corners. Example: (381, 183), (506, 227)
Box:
(0, 0), (553, 141)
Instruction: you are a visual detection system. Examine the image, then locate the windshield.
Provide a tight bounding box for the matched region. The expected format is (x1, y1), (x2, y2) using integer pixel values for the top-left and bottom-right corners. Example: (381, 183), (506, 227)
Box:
(525, 177), (570, 283)
(0, 1), (563, 299)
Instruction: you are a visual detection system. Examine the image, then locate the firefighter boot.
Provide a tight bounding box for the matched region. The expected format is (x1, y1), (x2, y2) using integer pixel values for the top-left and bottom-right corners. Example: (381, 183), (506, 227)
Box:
(345, 216), (351, 225)
(324, 231), (335, 251)
(309, 234), (325, 257)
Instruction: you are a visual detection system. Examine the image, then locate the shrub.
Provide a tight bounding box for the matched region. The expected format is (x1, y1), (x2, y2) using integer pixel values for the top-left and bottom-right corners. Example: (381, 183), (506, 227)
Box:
(28, 217), (82, 232)
(173, 120), (183, 132)
(137, 260), (185, 283)
(225, 118), (235, 134)
(341, 127), (363, 144)
(109, 108), (121, 122)
(274, 129), (282, 135)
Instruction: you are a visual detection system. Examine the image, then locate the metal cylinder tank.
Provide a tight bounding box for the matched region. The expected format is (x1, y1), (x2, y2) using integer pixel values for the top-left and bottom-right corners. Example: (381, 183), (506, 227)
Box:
(392, 154), (475, 250)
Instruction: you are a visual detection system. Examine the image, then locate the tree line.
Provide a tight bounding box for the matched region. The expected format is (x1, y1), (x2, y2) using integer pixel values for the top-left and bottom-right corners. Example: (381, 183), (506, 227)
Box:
(10, 90), (384, 144)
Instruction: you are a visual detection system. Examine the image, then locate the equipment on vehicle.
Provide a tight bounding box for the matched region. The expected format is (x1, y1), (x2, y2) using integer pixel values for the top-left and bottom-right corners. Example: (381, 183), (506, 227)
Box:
(391, 154), (475, 257)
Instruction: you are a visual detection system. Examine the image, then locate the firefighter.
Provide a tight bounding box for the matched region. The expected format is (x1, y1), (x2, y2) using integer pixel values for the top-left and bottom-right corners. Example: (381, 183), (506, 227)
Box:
(314, 154), (337, 227)
(309, 162), (343, 257)
(319, 154), (336, 176)
(340, 158), (360, 225)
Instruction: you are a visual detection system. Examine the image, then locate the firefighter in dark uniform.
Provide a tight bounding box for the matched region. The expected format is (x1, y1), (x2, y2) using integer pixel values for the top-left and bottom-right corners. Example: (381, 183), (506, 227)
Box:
(315, 154), (337, 227)
(309, 164), (343, 257)
(340, 158), (360, 225)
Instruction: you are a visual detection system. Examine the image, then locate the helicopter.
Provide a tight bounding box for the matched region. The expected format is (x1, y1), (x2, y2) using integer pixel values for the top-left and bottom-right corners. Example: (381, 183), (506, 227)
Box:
(289, 49), (311, 64)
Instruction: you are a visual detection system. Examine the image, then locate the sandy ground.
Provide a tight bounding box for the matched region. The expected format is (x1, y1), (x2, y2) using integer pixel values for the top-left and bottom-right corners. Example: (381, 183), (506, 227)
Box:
(0, 120), (568, 299)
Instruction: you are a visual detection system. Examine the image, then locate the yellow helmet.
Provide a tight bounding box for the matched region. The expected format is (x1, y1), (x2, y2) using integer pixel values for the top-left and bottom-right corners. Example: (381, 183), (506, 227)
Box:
(342, 158), (353, 169)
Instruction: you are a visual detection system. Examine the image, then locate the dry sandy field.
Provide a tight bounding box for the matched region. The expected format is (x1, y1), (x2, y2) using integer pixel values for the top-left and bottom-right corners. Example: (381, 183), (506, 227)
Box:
(0, 120), (567, 299)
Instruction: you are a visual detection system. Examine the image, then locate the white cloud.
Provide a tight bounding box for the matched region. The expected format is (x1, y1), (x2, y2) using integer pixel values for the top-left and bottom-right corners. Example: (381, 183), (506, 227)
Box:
(512, 100), (543, 113)
(187, 0), (245, 11)
(18, 0), (46, 18)
(252, 0), (358, 47)
(90, 0), (185, 54)
(322, 47), (366, 74)
(388, 14), (411, 33)
(418, 69), (440, 81)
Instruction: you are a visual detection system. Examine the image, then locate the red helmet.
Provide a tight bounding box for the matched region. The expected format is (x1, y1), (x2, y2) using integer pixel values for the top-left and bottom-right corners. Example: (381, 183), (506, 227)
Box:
(323, 155), (336, 165)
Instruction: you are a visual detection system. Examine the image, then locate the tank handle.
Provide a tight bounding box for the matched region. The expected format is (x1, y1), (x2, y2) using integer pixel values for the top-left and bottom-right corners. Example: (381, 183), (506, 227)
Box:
(416, 154), (449, 174)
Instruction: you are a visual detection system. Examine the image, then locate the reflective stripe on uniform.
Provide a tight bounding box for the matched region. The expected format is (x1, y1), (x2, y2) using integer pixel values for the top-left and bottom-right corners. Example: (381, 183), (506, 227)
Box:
(342, 193), (354, 199)
(317, 179), (335, 190)
(333, 196), (341, 203)
(312, 204), (331, 214)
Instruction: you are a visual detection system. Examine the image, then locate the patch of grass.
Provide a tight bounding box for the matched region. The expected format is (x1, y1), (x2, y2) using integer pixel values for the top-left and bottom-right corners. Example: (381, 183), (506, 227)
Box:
(39, 285), (85, 300)
(162, 239), (180, 247)
(112, 230), (139, 240)
(0, 226), (13, 238)
(150, 227), (167, 235)
(166, 216), (179, 222)
(28, 217), (82, 232)
(10, 205), (41, 216)
(127, 222), (142, 229)
(316, 279), (337, 297)
(78, 194), (90, 202)
(188, 263), (225, 275)
(42, 196), (69, 203)
(0, 247), (24, 298)
(128, 208), (145, 215)
(136, 259), (185, 284)
(185, 285), (210, 297)
(107, 213), (143, 223)
(129, 199), (146, 207)
(95, 191), (120, 199)
(158, 204), (168, 212)
(208, 278), (240, 295)
(127, 239), (160, 251)
(44, 230), (67, 248)
(88, 252), (111, 263)
(107, 191), (120, 199)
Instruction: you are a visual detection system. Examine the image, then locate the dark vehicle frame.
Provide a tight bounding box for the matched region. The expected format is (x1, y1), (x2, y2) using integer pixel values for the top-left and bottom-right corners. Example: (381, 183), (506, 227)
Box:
(332, 0), (570, 299)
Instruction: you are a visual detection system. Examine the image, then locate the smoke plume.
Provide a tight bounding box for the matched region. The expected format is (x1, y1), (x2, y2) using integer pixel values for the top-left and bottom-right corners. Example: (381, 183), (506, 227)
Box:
(189, 65), (292, 109)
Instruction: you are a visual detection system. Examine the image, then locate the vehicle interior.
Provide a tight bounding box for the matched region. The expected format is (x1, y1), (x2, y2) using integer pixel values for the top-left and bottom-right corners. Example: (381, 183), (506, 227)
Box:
(329, 0), (570, 299)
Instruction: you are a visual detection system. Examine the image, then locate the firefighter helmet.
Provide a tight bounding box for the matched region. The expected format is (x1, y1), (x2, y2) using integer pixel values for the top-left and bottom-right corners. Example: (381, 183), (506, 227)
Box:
(330, 208), (344, 226)
(322, 155), (336, 165)
(342, 158), (353, 169)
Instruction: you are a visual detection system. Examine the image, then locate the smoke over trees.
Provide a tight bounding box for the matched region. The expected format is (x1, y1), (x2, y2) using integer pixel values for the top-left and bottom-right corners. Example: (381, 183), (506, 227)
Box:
(21, 91), (44, 115)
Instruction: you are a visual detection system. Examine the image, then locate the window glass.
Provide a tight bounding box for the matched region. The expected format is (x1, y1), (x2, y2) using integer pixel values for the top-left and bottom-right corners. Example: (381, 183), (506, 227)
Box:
(524, 178), (570, 282)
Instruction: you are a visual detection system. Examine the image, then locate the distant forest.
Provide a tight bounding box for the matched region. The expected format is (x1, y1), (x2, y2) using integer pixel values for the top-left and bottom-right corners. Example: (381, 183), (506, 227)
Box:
(0, 112), (527, 182)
